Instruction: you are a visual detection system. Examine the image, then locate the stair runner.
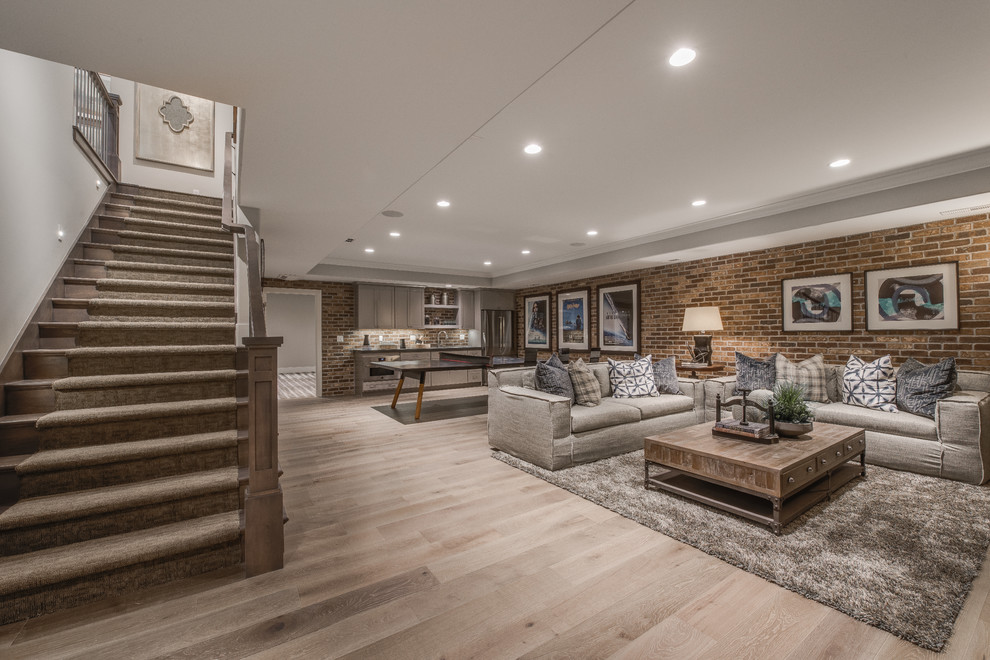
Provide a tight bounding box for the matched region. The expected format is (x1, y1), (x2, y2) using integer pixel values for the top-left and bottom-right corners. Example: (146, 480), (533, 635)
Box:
(0, 185), (245, 624)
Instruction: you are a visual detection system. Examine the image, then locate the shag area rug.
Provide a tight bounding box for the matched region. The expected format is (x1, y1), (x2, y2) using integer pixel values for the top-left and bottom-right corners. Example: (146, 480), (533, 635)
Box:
(492, 449), (990, 651)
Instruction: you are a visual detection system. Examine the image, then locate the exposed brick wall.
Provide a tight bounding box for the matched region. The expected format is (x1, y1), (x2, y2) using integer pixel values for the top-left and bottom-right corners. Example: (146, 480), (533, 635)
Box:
(262, 280), (473, 397)
(516, 213), (990, 371)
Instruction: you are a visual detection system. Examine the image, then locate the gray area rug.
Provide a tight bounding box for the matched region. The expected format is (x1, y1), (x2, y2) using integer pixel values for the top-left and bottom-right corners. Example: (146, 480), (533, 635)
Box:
(492, 449), (990, 651)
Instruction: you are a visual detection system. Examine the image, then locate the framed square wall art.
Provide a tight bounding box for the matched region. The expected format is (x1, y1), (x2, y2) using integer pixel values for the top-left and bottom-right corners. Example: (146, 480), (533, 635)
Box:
(557, 288), (590, 351)
(135, 83), (215, 172)
(524, 293), (552, 350)
(865, 262), (959, 331)
(781, 273), (853, 332)
(598, 281), (639, 354)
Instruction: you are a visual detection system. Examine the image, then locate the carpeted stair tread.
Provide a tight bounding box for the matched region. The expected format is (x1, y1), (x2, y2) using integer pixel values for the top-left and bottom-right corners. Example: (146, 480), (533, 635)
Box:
(99, 244), (234, 262)
(96, 279), (235, 294)
(68, 344), (237, 358)
(102, 216), (228, 237)
(110, 229), (233, 250)
(0, 511), (240, 596)
(16, 431), (239, 474)
(36, 397), (238, 430)
(0, 467), (238, 531)
(103, 260), (233, 277)
(127, 206), (223, 222)
(87, 299), (235, 319)
(110, 194), (222, 213)
(77, 320), (234, 330)
(52, 370), (237, 392)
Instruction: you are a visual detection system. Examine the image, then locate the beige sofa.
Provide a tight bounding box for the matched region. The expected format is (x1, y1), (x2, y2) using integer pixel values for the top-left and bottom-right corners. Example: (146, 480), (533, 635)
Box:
(704, 365), (990, 485)
(488, 363), (704, 470)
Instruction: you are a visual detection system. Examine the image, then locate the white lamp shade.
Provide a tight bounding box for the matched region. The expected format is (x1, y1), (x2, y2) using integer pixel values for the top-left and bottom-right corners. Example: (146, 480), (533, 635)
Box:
(682, 306), (723, 332)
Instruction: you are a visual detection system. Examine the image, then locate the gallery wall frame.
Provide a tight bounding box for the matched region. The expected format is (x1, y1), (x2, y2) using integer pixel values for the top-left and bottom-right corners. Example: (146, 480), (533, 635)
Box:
(598, 281), (639, 354)
(524, 292), (552, 350)
(557, 287), (591, 351)
(865, 262), (959, 331)
(781, 272), (853, 332)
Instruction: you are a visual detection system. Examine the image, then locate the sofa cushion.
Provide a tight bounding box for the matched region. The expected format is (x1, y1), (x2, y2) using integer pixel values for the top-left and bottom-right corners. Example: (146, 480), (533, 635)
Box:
(535, 355), (574, 402)
(842, 355), (897, 413)
(608, 356), (659, 398)
(651, 356), (681, 395)
(775, 354), (829, 402)
(896, 357), (956, 419)
(570, 398), (641, 433)
(735, 352), (777, 393)
(814, 402), (937, 441)
(568, 358), (601, 407)
(614, 394), (694, 420)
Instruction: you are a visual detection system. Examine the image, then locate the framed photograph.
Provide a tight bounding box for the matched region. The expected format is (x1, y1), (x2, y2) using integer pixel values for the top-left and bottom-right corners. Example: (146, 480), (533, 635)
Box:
(524, 293), (552, 349)
(598, 281), (639, 354)
(865, 262), (959, 331)
(557, 288), (590, 351)
(781, 273), (853, 332)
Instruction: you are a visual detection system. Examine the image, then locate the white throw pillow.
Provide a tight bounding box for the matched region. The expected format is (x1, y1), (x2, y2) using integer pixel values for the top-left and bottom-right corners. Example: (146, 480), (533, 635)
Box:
(607, 356), (659, 398)
(842, 355), (897, 413)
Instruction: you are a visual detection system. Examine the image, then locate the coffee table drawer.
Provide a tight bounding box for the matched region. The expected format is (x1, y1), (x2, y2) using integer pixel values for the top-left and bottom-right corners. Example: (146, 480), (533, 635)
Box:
(782, 458), (818, 494)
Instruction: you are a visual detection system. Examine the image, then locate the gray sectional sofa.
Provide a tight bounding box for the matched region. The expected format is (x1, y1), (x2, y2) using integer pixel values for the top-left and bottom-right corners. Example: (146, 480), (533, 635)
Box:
(704, 365), (990, 485)
(488, 363), (704, 470)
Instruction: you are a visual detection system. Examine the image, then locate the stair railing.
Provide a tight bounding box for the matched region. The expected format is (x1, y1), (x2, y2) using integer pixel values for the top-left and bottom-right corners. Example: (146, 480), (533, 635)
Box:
(73, 69), (121, 181)
(221, 131), (285, 576)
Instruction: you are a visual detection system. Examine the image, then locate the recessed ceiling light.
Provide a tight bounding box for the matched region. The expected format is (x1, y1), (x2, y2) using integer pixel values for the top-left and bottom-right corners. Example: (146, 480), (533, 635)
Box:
(364, 248), (374, 253)
(483, 261), (492, 266)
(445, 284), (452, 288)
(692, 200), (707, 207)
(389, 232), (400, 237)
(524, 143), (542, 155)
(437, 200), (450, 207)
(829, 158), (851, 168)
(586, 230), (598, 236)
(521, 249), (531, 255)
(669, 48), (696, 67)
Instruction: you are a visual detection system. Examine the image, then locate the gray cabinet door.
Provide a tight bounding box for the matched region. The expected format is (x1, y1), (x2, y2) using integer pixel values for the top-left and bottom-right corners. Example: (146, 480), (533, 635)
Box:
(375, 286), (394, 328)
(458, 289), (477, 330)
(355, 284), (396, 328)
(394, 287), (410, 328)
(407, 287), (425, 329)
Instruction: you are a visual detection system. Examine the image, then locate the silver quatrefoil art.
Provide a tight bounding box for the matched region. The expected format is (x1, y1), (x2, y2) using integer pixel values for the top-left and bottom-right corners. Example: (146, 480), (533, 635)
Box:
(159, 96), (195, 133)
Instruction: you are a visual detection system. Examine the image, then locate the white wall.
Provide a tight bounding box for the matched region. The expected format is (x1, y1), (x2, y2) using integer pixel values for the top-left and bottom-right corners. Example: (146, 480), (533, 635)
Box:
(264, 290), (318, 371)
(106, 77), (234, 198)
(0, 49), (108, 367)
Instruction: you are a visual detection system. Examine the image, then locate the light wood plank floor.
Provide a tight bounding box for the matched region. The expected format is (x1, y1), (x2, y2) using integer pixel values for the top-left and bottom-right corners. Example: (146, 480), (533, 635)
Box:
(2, 387), (989, 659)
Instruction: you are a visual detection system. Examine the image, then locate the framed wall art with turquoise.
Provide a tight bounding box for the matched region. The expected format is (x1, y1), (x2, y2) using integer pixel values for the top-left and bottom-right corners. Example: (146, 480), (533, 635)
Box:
(781, 272), (853, 332)
(865, 262), (959, 331)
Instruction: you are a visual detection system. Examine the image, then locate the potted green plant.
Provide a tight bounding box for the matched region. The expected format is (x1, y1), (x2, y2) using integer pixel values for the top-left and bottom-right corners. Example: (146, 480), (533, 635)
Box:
(770, 380), (814, 437)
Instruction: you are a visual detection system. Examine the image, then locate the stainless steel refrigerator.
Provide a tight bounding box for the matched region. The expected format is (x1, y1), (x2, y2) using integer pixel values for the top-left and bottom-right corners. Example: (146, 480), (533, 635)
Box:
(481, 310), (514, 357)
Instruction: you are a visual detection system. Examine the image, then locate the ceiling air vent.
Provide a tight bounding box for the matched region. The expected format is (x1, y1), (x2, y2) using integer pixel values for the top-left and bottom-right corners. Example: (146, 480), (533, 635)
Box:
(940, 203), (990, 216)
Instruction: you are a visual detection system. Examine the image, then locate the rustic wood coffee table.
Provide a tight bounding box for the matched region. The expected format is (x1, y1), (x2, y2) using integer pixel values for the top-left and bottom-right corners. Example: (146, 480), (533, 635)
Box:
(644, 421), (866, 534)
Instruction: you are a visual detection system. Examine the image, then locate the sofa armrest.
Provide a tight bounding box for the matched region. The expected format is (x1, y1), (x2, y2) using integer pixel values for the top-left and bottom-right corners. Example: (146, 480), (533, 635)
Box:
(703, 376), (737, 422)
(677, 377), (705, 423)
(487, 384), (571, 470)
(936, 391), (990, 484)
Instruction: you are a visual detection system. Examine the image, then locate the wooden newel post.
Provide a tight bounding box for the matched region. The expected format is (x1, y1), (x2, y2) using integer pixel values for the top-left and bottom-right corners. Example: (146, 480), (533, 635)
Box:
(243, 335), (285, 576)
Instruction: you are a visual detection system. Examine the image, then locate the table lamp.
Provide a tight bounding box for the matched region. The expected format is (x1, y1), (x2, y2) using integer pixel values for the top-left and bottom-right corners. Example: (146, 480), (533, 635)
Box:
(682, 306), (723, 365)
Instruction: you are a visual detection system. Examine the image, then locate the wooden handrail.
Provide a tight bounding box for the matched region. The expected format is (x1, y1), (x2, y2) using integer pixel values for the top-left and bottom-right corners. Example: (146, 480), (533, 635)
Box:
(221, 130), (285, 576)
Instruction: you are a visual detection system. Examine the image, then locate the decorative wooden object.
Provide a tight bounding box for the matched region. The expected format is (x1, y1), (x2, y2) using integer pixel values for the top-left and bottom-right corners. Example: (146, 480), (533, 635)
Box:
(714, 389), (777, 443)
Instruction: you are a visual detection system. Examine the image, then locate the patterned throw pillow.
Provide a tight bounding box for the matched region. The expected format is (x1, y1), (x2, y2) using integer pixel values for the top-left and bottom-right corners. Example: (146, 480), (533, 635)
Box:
(896, 357), (956, 419)
(775, 354), (828, 402)
(735, 352), (777, 393)
(842, 355), (897, 413)
(567, 358), (601, 407)
(651, 356), (682, 395)
(608, 356), (659, 398)
(535, 353), (574, 402)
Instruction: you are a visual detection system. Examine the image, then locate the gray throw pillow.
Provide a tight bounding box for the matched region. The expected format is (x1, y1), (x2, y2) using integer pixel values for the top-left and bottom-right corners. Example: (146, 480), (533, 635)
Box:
(535, 353), (574, 402)
(651, 356), (682, 395)
(567, 358), (601, 407)
(896, 357), (956, 419)
(735, 352), (777, 394)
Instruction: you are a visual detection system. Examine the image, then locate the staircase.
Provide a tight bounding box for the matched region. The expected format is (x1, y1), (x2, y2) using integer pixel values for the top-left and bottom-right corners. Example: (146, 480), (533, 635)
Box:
(0, 184), (247, 624)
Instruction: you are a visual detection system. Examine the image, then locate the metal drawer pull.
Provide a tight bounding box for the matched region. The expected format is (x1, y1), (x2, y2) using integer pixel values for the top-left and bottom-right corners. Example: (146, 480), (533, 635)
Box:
(821, 458), (827, 464)
(788, 477), (795, 483)
(836, 450), (842, 456)
(847, 444), (853, 450)
(807, 466), (814, 472)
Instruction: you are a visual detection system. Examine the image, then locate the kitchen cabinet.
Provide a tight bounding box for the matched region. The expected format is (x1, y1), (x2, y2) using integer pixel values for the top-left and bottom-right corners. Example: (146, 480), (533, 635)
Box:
(458, 290), (478, 330)
(355, 284), (425, 329)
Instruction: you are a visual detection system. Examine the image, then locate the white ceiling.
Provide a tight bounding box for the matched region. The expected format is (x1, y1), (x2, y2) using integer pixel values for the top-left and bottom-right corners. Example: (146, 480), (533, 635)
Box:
(2, 0), (989, 288)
